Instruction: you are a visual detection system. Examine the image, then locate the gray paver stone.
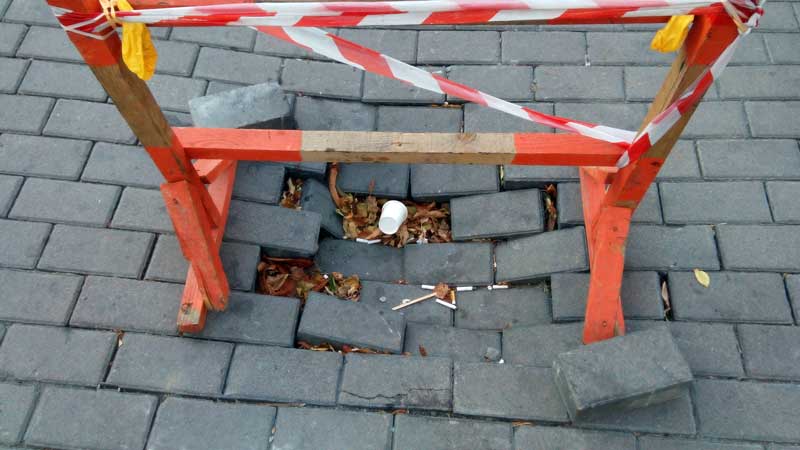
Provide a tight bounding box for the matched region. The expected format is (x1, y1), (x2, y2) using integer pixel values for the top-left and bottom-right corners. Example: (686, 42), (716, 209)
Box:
(152, 39), (199, 76)
(535, 66), (624, 101)
(503, 166), (579, 189)
(0, 382), (36, 445)
(282, 59), (362, 99)
(16, 26), (81, 63)
(555, 103), (647, 135)
(0, 219), (51, 269)
(225, 344), (342, 405)
(298, 291), (405, 353)
(410, 164), (499, 201)
(502, 31), (586, 64)
(337, 163), (409, 199)
(193, 47), (281, 85)
(683, 101), (748, 139)
(455, 286), (551, 330)
(363, 67), (445, 104)
(300, 178), (343, 238)
(403, 242), (494, 286)
(315, 238), (403, 282)
(339, 354), (453, 410)
(625, 225), (719, 270)
(587, 32), (672, 65)
(668, 322), (744, 378)
(446, 65), (533, 102)
(0, 94), (53, 135)
(4, 0), (56, 25)
(44, 99), (136, 144)
(551, 271), (664, 321)
(359, 280), (452, 326)
(189, 82), (293, 129)
(767, 181), (800, 223)
(393, 414), (512, 450)
(746, 101), (800, 138)
(789, 275), (800, 325)
(0, 175), (21, 217)
(111, 187), (172, 234)
(638, 436), (763, 450)
(656, 141), (701, 181)
(0, 134), (91, 181)
(10, 178), (120, 227)
(404, 323), (501, 362)
(232, 162), (285, 204)
(172, 26), (255, 50)
(377, 106), (462, 132)
(464, 102), (553, 133)
(718, 66), (800, 99)
(514, 426), (636, 450)
(558, 182), (661, 226)
(697, 139), (800, 180)
(278, 162), (328, 180)
(503, 323), (584, 368)
(717, 225), (800, 272)
(0, 23), (26, 57)
(495, 227), (588, 283)
(417, 31), (500, 64)
(738, 324), (800, 381)
(82, 142), (163, 188)
(764, 33), (800, 64)
(0, 269), (82, 325)
(576, 391), (696, 435)
(106, 333), (232, 395)
(660, 181), (772, 224)
(339, 29), (417, 63)
(225, 200), (320, 257)
(293, 96), (376, 131)
(193, 292), (299, 347)
(18, 60), (105, 101)
(272, 407), (391, 450)
(451, 189), (543, 240)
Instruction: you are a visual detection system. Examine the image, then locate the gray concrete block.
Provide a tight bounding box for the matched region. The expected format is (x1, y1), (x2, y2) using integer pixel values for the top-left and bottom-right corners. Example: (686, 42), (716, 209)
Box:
(0, 269), (82, 326)
(683, 101), (748, 139)
(194, 292), (299, 346)
(393, 414), (512, 450)
(294, 96), (376, 131)
(4, 0), (56, 26)
(558, 182), (661, 226)
(551, 271), (664, 321)
(625, 225), (719, 270)
(404, 323), (501, 362)
(300, 178), (343, 238)
(0, 23), (26, 57)
(535, 66), (624, 101)
(639, 436), (763, 450)
(145, 234), (260, 291)
(789, 275), (800, 325)
(657, 141), (701, 181)
(377, 106), (462, 132)
(0, 323), (115, 386)
(70, 276), (182, 335)
(767, 181), (800, 223)
(232, 162), (285, 204)
(337, 163), (409, 198)
(495, 227), (589, 283)
(224, 345), (342, 405)
(0, 219), (51, 269)
(463, 102), (554, 133)
(765, 33), (800, 64)
(0, 94), (53, 135)
(718, 66), (800, 100)
(189, 82), (293, 129)
(172, 26), (256, 50)
(453, 362), (569, 422)
(745, 101), (800, 138)
(660, 181), (771, 224)
(502, 166), (579, 189)
(24, 386), (157, 450)
(282, 59), (363, 100)
(0, 382), (36, 445)
(697, 139), (800, 180)
(16, 26), (82, 63)
(106, 332), (232, 395)
(410, 164), (499, 201)
(146, 73), (205, 110)
(0, 175), (22, 217)
(44, 99), (136, 144)
(339, 29), (417, 63)
(315, 238), (403, 282)
(359, 280), (452, 326)
(577, 391), (696, 435)
(455, 286), (551, 330)
(738, 324), (800, 381)
(10, 178), (120, 227)
(225, 200), (320, 257)
(503, 323), (584, 367)
(417, 31), (500, 64)
(278, 161), (328, 180)
(272, 407), (392, 450)
(694, 379), (800, 443)
(514, 426), (636, 450)
(446, 65), (533, 102)
(717, 224), (800, 272)
(147, 397), (275, 450)
(194, 47), (281, 85)
(298, 291), (405, 353)
(254, 31), (327, 59)
(451, 189), (543, 240)
(153, 39), (199, 76)
(339, 354), (453, 410)
(756, 2), (799, 31)
(0, 57), (28, 94)
(363, 67), (446, 104)
(728, 33), (770, 65)
(555, 103), (647, 134)
(625, 66), (703, 101)
(403, 242), (494, 286)
(82, 142), (163, 188)
(111, 187), (172, 234)
(668, 322), (744, 378)
(669, 271), (792, 324)
(18, 60), (106, 101)
(553, 325), (693, 421)
(587, 32), (672, 65)
(502, 31), (586, 64)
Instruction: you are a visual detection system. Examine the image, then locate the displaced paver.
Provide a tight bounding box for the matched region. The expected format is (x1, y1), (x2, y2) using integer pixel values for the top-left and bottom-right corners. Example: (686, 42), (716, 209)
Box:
(194, 292), (300, 347)
(393, 414), (513, 450)
(300, 177), (343, 238)
(297, 292), (405, 353)
(404, 323), (501, 362)
(450, 189), (544, 240)
(231, 162), (285, 205)
(359, 280), (452, 326)
(410, 165), (500, 201)
(0, 269), (83, 325)
(738, 324), (800, 381)
(315, 238), (403, 282)
(403, 242), (494, 286)
(514, 426), (636, 450)
(551, 271), (664, 321)
(0, 382), (37, 446)
(0, 219), (51, 269)
(455, 286), (551, 330)
(225, 344), (342, 405)
(225, 200), (320, 257)
(716, 225), (800, 272)
(272, 407), (392, 450)
(339, 354), (453, 411)
(336, 163), (410, 199)
(495, 227), (589, 283)
(189, 82), (293, 129)
(553, 326), (693, 421)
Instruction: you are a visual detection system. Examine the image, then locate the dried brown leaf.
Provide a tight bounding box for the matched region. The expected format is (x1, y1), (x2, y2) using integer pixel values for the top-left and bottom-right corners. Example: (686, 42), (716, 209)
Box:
(418, 345), (428, 357)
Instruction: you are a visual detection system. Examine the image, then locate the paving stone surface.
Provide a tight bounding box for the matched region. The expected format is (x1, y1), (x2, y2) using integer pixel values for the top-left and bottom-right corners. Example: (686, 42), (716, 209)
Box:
(450, 189), (543, 240)
(394, 414), (512, 450)
(0, 134), (91, 181)
(359, 280), (452, 326)
(638, 437), (763, 450)
(716, 225), (800, 272)
(551, 271), (664, 321)
(0, 175), (20, 217)
(455, 286), (551, 330)
(577, 391), (697, 435)
(668, 322), (745, 378)
(294, 96), (376, 131)
(300, 177), (343, 238)
(0, 382), (37, 446)
(0, 219), (51, 269)
(660, 181), (772, 224)
(337, 163), (409, 198)
(0, 269), (83, 325)
(81, 142), (163, 188)
(404, 323), (501, 362)
(272, 407), (392, 450)
(315, 238), (403, 282)
(231, 162), (285, 204)
(767, 181), (800, 223)
(225, 200), (320, 257)
(625, 226), (719, 270)
(558, 182), (662, 226)
(514, 426), (636, 450)
(738, 324), (800, 381)
(194, 292), (300, 347)
(403, 242), (494, 286)
(189, 82), (293, 129)
(111, 187), (172, 234)
(9, 178), (120, 227)
(495, 227), (589, 283)
(410, 164), (499, 201)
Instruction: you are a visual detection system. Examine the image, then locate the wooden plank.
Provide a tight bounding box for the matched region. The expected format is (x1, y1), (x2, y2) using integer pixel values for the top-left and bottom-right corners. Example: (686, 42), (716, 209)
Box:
(194, 159), (234, 184)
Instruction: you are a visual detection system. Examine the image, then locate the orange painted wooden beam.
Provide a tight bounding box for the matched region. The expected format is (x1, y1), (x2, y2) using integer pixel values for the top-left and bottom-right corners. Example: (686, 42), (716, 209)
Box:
(194, 159), (234, 184)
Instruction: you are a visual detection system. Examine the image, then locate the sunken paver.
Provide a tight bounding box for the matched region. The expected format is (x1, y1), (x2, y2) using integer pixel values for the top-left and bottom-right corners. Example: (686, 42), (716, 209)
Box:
(336, 163), (410, 199)
(69, 276), (182, 335)
(300, 177), (343, 238)
(410, 165), (500, 201)
(450, 189), (544, 240)
(193, 292), (299, 346)
(625, 225), (719, 270)
(81, 142), (163, 188)
(297, 291), (405, 353)
(453, 362), (569, 422)
(514, 426), (636, 450)
(577, 391), (696, 435)
(767, 181), (800, 223)
(557, 183), (662, 226)
(696, 139), (800, 180)
(403, 323), (501, 362)
(503, 166), (580, 189)
(0, 269), (82, 325)
(315, 238), (403, 282)
(0, 219), (51, 269)
(146, 234), (260, 291)
(224, 199), (321, 257)
(638, 437), (763, 450)
(455, 286), (551, 330)
(553, 326), (693, 421)
(694, 379), (800, 443)
(24, 386), (157, 450)
(106, 332), (233, 396)
(0, 134), (91, 180)
(0, 175), (22, 217)
(716, 225), (800, 272)
(224, 344), (342, 405)
(110, 187), (172, 234)
(403, 242), (494, 286)
(393, 414), (513, 450)
(279, 161), (328, 180)
(146, 397), (275, 450)
(38, 224), (154, 278)
(495, 227), (589, 283)
(738, 324), (800, 381)
(9, 178), (120, 227)
(503, 323), (585, 368)
(359, 280), (452, 326)
(0, 382), (36, 446)
(189, 82), (293, 129)
(232, 162), (285, 204)
(669, 271), (792, 324)
(0, 324), (115, 386)
(339, 354), (453, 411)
(659, 181), (772, 224)
(551, 271), (664, 321)
(668, 322), (744, 378)
(272, 407), (392, 450)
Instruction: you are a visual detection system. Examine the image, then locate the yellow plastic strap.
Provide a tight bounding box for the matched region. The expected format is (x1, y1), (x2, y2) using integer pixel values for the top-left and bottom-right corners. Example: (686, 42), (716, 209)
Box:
(651, 15), (695, 53)
(118, 0), (157, 80)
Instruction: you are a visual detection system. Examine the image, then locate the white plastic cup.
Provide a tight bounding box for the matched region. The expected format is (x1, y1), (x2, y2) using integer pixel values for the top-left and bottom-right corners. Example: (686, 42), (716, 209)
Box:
(378, 200), (408, 235)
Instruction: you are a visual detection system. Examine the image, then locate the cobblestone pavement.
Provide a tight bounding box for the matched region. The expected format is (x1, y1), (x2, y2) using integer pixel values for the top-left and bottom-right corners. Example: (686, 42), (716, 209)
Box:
(1, 1), (800, 449)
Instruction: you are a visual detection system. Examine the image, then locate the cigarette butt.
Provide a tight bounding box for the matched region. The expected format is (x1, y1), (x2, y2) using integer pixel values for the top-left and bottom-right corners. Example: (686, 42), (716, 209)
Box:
(490, 285), (509, 290)
(421, 284), (436, 290)
(436, 299), (457, 310)
(356, 238), (381, 244)
(456, 286), (474, 292)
